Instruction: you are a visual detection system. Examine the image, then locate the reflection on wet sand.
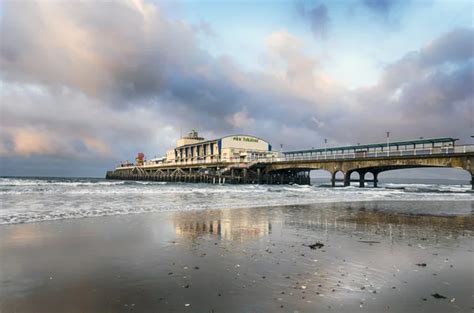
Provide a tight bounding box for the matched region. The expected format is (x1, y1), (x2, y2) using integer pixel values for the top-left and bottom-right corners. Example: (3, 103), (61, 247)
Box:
(174, 209), (272, 242)
(283, 203), (474, 239)
(0, 202), (472, 313)
(172, 202), (473, 246)
(165, 204), (473, 313)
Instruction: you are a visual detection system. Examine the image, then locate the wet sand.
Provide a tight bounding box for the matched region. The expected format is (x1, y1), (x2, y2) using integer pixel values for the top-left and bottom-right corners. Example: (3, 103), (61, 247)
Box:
(0, 201), (473, 313)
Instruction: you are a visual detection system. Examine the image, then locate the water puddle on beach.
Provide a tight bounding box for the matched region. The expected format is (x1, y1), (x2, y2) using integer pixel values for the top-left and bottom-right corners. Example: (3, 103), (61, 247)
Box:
(0, 201), (473, 313)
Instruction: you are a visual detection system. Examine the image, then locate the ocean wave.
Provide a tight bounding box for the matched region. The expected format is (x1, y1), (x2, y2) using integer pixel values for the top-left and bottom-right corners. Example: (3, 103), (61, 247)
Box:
(0, 177), (472, 225)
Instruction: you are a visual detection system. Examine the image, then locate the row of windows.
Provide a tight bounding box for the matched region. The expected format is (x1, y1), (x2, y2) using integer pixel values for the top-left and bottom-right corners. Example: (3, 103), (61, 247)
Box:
(175, 143), (216, 159)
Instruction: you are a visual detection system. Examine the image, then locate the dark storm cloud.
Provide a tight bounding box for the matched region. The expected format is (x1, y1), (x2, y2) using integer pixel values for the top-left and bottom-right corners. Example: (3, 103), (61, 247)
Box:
(0, 0), (472, 176)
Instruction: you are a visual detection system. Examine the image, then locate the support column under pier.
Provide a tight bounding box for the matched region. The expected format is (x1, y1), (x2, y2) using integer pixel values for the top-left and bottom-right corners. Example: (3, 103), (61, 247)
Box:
(344, 173), (350, 187)
(358, 170), (366, 188)
(242, 168), (248, 184)
(373, 172), (379, 188)
(471, 173), (474, 190)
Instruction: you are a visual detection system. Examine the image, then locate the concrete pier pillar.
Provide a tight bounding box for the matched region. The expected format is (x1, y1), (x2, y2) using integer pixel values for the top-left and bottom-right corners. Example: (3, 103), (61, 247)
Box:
(343, 173), (350, 187)
(471, 174), (474, 190)
(359, 171), (366, 188)
(257, 168), (261, 184)
(331, 172), (336, 187)
(373, 172), (378, 188)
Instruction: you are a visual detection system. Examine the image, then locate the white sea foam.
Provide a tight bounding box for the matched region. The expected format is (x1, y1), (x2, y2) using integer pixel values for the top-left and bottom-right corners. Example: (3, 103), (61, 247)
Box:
(0, 177), (472, 224)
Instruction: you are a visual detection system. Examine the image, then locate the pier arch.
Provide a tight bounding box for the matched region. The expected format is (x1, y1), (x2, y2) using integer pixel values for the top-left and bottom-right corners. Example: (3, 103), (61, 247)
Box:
(376, 167), (472, 186)
(309, 169), (332, 185)
(331, 170), (345, 187)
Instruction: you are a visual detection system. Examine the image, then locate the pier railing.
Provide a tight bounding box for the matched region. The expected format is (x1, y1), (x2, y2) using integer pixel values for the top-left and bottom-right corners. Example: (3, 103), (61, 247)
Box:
(117, 145), (474, 169)
(253, 144), (474, 163)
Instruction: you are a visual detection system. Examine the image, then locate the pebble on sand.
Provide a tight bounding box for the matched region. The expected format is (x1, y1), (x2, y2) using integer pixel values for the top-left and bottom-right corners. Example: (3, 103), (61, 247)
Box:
(431, 293), (447, 299)
(307, 242), (325, 250)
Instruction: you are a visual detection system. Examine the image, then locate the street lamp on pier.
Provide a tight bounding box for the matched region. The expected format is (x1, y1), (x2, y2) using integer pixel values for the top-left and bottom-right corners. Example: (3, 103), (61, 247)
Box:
(324, 138), (328, 159)
(386, 132), (390, 156)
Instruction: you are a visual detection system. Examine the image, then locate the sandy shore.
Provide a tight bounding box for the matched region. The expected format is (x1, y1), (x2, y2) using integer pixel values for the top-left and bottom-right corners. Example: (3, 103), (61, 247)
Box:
(0, 201), (473, 313)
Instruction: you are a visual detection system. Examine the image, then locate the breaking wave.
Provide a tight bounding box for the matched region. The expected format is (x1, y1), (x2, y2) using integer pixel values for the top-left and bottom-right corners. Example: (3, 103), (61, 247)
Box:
(0, 177), (472, 225)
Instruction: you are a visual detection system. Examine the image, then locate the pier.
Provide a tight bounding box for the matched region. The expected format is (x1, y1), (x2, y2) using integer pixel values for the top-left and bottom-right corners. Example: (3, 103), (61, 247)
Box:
(106, 137), (474, 189)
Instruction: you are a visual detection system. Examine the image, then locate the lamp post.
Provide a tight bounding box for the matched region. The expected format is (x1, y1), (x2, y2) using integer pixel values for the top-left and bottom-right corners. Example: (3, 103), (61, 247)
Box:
(386, 132), (390, 156)
(324, 139), (328, 159)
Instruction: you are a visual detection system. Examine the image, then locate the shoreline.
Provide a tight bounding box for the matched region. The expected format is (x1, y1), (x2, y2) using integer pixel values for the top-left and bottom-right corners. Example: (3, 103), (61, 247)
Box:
(1, 198), (473, 226)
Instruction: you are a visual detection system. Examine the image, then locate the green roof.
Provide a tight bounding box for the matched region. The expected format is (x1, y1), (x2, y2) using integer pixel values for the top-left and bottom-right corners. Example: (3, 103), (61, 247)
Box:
(284, 137), (458, 155)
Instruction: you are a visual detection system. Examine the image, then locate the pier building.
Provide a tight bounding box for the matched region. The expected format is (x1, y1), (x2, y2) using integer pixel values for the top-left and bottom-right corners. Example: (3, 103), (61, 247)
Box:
(150, 130), (275, 165)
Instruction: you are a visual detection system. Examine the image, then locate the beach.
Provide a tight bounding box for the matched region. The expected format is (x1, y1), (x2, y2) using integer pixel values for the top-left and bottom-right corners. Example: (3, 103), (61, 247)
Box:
(1, 200), (472, 313)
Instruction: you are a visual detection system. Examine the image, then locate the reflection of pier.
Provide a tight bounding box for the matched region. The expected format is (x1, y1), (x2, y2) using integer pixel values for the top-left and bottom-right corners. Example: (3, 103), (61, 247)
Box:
(283, 203), (474, 240)
(173, 211), (272, 241)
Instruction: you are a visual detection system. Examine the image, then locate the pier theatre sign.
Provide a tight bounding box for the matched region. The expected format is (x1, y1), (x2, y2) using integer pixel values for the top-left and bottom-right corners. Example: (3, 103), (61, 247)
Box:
(232, 136), (259, 143)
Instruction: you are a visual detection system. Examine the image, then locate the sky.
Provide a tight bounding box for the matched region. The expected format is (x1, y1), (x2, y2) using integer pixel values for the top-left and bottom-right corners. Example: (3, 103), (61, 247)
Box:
(0, 0), (473, 178)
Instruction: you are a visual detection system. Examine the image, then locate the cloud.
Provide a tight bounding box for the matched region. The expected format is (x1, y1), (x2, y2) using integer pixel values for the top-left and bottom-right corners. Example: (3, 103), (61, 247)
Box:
(363, 0), (396, 14)
(420, 28), (474, 67)
(192, 20), (217, 37)
(226, 109), (256, 129)
(381, 28), (474, 89)
(334, 29), (474, 142)
(360, 0), (408, 26)
(11, 129), (56, 157)
(296, 1), (330, 40)
(0, 0), (472, 177)
(265, 31), (317, 85)
(0, 0), (202, 100)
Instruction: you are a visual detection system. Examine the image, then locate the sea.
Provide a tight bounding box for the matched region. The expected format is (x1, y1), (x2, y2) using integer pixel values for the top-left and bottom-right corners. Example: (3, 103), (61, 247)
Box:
(0, 176), (472, 225)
